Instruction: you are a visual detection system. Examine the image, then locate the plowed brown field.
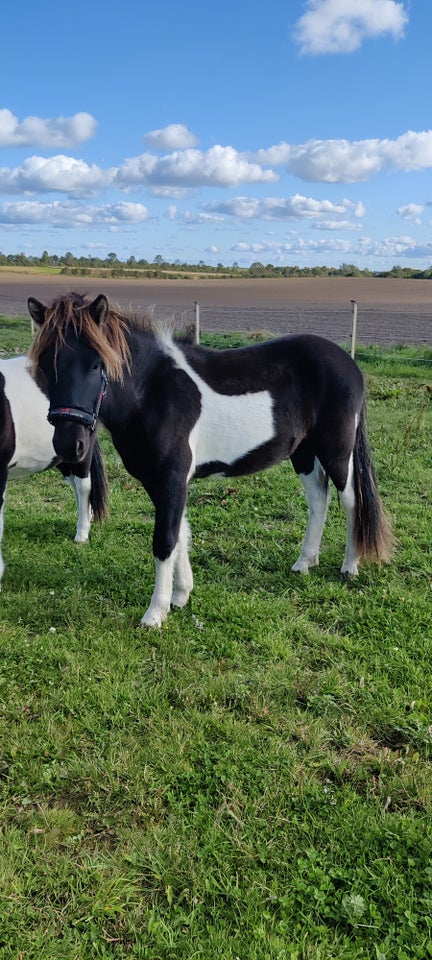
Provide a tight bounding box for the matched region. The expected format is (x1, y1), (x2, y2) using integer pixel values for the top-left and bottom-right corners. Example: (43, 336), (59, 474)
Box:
(1, 275), (431, 345)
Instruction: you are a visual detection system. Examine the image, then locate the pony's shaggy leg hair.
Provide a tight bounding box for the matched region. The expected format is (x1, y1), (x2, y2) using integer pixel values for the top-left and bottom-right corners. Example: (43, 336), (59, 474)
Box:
(63, 475), (92, 543)
(172, 513), (193, 609)
(292, 459), (330, 574)
(339, 455), (359, 576)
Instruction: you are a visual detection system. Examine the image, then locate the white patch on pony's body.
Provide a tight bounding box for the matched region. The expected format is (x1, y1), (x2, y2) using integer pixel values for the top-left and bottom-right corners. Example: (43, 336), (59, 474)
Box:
(0, 356), (54, 474)
(161, 337), (274, 474)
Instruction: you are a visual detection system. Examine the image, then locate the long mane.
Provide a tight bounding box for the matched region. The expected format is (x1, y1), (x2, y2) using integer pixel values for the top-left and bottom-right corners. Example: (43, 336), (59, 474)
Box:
(28, 292), (155, 381)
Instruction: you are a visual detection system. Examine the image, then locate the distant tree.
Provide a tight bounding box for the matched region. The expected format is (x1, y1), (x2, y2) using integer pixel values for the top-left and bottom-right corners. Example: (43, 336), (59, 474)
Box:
(249, 261), (266, 276)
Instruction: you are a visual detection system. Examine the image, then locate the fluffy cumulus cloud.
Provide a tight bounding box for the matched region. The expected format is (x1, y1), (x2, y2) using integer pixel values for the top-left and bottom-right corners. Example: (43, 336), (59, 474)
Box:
(0, 109), (97, 148)
(253, 131), (432, 183)
(116, 145), (277, 190)
(397, 203), (424, 224)
(143, 124), (198, 150)
(0, 199), (150, 227)
(0, 155), (115, 197)
(293, 0), (409, 55)
(200, 194), (365, 222)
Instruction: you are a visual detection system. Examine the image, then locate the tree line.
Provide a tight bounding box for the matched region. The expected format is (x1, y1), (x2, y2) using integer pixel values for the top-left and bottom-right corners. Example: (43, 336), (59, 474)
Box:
(1, 250), (432, 280)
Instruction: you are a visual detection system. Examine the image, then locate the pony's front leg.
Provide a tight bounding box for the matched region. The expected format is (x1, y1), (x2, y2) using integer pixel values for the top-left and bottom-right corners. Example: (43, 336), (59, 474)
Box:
(142, 553), (177, 628)
(172, 512), (193, 609)
(0, 468), (8, 585)
(141, 486), (189, 628)
(0, 500), (5, 584)
(63, 474), (92, 542)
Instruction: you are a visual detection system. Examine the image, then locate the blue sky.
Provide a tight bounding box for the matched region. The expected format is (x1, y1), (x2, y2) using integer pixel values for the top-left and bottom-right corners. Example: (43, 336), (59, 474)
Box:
(1, 0), (431, 270)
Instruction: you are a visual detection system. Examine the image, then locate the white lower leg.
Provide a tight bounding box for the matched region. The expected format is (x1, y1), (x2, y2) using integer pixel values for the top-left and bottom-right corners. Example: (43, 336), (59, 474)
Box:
(292, 459), (330, 574)
(172, 514), (193, 608)
(339, 455), (359, 575)
(141, 553), (176, 627)
(0, 503), (5, 583)
(64, 475), (92, 542)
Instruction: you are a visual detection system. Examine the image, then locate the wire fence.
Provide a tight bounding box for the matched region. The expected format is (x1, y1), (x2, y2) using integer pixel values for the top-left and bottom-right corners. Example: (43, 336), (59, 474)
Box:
(176, 300), (432, 370)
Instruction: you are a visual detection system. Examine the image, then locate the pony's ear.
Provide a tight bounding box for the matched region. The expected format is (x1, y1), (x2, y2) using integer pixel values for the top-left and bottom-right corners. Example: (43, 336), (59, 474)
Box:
(89, 294), (109, 326)
(27, 297), (46, 327)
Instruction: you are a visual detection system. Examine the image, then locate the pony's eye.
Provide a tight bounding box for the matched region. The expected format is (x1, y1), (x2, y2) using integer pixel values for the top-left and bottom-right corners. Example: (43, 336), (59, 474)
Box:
(92, 361), (100, 371)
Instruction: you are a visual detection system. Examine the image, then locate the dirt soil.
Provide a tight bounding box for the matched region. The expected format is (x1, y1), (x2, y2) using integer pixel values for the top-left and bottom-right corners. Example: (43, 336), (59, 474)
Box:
(1, 275), (431, 345)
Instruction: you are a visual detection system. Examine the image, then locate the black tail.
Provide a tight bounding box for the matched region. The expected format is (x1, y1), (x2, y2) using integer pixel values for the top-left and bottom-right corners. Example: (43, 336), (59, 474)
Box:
(353, 404), (394, 564)
(89, 438), (109, 522)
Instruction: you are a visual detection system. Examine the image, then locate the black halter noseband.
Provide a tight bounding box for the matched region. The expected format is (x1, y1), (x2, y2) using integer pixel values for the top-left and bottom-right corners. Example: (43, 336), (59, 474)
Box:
(48, 370), (108, 433)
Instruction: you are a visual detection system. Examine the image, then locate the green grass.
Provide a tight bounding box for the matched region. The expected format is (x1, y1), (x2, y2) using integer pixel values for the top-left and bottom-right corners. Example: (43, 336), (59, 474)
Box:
(0, 315), (431, 958)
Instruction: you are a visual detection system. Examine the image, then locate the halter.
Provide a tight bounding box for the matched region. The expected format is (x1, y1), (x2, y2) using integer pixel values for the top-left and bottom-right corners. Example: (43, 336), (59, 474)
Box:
(48, 370), (108, 433)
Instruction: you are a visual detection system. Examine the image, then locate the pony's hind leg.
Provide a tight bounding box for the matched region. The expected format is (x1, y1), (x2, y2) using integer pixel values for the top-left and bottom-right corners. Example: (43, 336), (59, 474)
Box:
(338, 454), (359, 576)
(291, 457), (330, 573)
(172, 512), (193, 609)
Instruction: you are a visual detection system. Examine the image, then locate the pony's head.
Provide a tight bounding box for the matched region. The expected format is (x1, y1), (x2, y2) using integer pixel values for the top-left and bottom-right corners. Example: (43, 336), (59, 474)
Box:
(28, 292), (129, 463)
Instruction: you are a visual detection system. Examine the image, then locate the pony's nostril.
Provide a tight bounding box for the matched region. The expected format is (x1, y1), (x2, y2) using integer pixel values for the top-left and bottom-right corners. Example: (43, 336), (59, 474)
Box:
(75, 440), (85, 460)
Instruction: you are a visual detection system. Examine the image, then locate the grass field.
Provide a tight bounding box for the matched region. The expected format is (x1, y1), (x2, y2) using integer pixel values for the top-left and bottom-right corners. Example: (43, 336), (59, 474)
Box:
(0, 317), (431, 959)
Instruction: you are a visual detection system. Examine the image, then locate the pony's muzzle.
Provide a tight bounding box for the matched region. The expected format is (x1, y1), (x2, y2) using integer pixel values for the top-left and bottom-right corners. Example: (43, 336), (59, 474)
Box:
(50, 419), (91, 464)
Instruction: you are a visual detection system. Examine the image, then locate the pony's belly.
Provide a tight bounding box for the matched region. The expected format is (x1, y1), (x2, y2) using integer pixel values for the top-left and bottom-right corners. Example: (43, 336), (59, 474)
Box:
(9, 454), (55, 476)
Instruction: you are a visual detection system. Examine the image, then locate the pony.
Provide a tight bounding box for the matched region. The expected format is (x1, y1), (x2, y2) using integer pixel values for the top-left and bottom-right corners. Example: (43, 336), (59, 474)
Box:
(0, 353), (108, 584)
(27, 292), (393, 627)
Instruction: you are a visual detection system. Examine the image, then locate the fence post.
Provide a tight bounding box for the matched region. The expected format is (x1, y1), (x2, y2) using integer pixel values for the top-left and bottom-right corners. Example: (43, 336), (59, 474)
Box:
(350, 300), (358, 359)
(194, 300), (200, 344)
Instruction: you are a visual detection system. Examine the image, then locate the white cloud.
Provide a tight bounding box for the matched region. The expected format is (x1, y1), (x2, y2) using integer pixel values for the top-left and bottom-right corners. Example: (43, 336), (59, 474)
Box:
(313, 219), (361, 231)
(0, 155), (114, 197)
(293, 0), (408, 55)
(231, 234), (432, 264)
(0, 109), (97, 148)
(201, 194), (365, 222)
(144, 123), (198, 149)
(397, 203), (424, 224)
(231, 237), (353, 259)
(117, 145), (277, 189)
(0, 199), (149, 227)
(254, 131), (432, 183)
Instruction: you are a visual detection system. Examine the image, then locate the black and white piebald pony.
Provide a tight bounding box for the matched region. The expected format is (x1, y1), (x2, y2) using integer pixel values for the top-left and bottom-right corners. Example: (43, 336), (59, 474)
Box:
(0, 354), (108, 584)
(28, 292), (393, 627)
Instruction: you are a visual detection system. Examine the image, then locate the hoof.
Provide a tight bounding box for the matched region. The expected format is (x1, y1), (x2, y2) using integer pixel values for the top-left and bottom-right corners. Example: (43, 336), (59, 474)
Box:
(291, 556), (319, 574)
(171, 589), (191, 609)
(341, 561), (359, 578)
(141, 607), (167, 628)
